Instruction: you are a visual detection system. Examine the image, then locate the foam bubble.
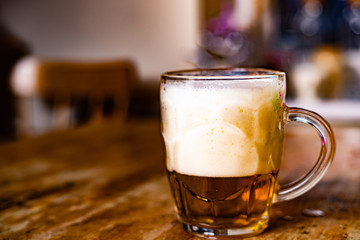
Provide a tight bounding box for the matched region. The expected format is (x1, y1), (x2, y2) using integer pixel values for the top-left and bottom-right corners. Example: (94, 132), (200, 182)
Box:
(161, 80), (283, 177)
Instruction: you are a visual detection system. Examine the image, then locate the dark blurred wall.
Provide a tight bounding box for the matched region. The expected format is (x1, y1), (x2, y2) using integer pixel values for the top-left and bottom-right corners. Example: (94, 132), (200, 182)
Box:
(0, 23), (28, 141)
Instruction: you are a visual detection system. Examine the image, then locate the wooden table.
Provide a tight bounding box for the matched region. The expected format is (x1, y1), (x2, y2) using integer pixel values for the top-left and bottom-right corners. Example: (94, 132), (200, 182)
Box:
(0, 119), (359, 239)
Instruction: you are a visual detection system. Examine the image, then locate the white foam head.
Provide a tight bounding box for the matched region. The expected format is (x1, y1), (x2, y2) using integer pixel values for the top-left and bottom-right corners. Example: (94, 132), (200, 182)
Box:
(161, 75), (284, 177)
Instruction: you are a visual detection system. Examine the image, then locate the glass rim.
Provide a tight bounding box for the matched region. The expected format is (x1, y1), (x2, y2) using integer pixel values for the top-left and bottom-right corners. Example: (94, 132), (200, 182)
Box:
(161, 68), (285, 81)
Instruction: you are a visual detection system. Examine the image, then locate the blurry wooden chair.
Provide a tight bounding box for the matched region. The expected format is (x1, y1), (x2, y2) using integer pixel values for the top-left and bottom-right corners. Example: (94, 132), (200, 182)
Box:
(10, 57), (138, 136)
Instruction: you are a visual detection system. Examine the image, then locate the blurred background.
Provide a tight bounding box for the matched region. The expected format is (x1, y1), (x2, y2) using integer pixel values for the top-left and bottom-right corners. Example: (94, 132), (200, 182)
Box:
(1, 0), (360, 141)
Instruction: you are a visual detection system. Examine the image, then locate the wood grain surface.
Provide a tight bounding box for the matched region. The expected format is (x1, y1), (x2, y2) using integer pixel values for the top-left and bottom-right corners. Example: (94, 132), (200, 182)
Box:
(0, 119), (359, 239)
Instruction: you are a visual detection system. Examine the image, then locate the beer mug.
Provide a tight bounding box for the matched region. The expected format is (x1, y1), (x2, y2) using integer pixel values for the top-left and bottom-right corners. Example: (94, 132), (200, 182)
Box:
(160, 68), (335, 238)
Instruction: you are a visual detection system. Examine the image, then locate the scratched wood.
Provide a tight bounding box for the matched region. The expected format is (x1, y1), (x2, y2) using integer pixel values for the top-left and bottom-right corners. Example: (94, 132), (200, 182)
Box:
(0, 119), (359, 240)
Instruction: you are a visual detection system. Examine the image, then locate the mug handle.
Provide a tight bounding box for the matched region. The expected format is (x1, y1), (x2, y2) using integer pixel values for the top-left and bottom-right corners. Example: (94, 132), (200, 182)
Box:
(274, 107), (336, 203)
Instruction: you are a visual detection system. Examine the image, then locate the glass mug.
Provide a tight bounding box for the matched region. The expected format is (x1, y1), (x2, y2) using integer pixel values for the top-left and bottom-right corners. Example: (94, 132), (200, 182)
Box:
(160, 68), (335, 238)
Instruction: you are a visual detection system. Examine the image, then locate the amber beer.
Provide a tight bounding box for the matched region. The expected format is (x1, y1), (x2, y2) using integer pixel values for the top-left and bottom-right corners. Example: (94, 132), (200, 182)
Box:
(161, 72), (284, 236)
(161, 69), (335, 238)
(167, 170), (278, 230)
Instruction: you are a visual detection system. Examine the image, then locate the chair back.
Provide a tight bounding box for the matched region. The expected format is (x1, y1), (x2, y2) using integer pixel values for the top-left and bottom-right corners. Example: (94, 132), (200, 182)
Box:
(11, 57), (138, 136)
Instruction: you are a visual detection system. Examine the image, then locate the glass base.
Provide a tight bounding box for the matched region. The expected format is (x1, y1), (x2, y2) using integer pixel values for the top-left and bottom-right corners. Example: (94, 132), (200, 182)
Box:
(182, 220), (268, 239)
